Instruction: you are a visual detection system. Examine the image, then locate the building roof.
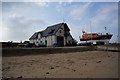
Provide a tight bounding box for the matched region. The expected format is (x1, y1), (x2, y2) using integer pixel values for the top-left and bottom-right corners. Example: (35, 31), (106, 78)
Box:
(40, 23), (64, 37)
(29, 32), (38, 40)
(29, 23), (70, 40)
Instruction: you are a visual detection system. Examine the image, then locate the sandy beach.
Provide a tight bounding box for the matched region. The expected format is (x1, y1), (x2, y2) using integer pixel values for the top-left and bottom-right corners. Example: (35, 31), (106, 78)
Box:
(2, 51), (118, 78)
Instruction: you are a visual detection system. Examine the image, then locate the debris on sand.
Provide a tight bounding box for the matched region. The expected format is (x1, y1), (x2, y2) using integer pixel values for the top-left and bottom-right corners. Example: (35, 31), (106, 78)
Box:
(50, 67), (54, 69)
(4, 78), (10, 80)
(55, 66), (59, 67)
(72, 69), (76, 72)
(108, 56), (110, 57)
(46, 72), (50, 74)
(17, 76), (23, 79)
(97, 61), (101, 63)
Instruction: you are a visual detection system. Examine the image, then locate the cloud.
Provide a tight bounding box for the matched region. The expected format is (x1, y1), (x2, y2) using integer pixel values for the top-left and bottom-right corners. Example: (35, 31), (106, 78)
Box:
(0, 23), (2, 42)
(69, 2), (91, 20)
(2, 0), (119, 2)
(36, 2), (49, 7)
(2, 0), (51, 2)
(69, 3), (118, 43)
(68, 23), (84, 42)
(2, 14), (49, 41)
(56, 2), (69, 14)
(1, 2), (118, 44)
(2, 2), (33, 13)
(109, 19), (118, 43)
(91, 3), (118, 33)
(90, 3), (118, 43)
(0, 2), (2, 42)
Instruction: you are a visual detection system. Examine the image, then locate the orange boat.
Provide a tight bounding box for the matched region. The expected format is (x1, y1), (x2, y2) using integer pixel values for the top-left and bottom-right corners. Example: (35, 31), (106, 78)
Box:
(80, 32), (113, 43)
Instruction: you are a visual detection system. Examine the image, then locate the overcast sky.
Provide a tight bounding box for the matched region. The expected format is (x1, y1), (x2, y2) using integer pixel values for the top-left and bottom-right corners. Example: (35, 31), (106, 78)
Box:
(1, 2), (118, 43)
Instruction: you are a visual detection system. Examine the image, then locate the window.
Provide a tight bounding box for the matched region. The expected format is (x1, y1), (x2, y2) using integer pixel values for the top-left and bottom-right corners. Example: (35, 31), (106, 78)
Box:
(92, 34), (97, 35)
(45, 40), (47, 46)
(59, 30), (61, 33)
(40, 41), (42, 43)
(40, 32), (43, 38)
(45, 36), (47, 40)
(66, 31), (69, 35)
(49, 29), (55, 34)
(40, 35), (42, 38)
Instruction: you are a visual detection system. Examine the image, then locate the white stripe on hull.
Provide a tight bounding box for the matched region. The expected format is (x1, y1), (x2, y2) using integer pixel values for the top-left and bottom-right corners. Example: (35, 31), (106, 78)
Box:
(80, 39), (110, 43)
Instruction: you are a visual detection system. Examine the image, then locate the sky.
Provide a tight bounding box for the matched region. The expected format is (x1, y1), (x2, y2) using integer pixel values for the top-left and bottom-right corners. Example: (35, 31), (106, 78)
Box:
(1, 1), (119, 43)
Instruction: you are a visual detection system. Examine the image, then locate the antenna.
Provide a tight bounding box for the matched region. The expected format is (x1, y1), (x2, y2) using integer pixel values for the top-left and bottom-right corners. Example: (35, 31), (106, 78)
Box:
(82, 30), (85, 33)
(82, 25), (86, 34)
(63, 17), (65, 23)
(105, 25), (107, 34)
(34, 26), (36, 32)
(82, 29), (85, 33)
(90, 21), (92, 33)
(34, 26), (35, 32)
(90, 21), (92, 45)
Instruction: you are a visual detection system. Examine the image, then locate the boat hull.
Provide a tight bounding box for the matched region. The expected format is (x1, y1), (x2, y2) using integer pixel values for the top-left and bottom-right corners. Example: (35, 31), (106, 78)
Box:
(80, 34), (112, 41)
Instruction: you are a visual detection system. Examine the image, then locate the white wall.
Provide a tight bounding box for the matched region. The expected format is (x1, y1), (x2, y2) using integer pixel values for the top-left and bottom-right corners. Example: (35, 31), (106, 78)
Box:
(38, 33), (41, 39)
(52, 35), (57, 43)
(41, 37), (45, 45)
(29, 39), (37, 45)
(47, 36), (51, 46)
(46, 35), (57, 46)
(34, 35), (57, 46)
(29, 39), (33, 43)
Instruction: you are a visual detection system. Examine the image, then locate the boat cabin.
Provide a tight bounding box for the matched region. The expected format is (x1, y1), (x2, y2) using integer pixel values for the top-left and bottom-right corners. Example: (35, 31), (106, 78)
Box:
(82, 33), (99, 39)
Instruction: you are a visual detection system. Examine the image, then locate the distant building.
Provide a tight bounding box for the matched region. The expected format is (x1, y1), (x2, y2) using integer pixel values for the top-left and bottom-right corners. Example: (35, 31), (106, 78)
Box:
(29, 23), (76, 47)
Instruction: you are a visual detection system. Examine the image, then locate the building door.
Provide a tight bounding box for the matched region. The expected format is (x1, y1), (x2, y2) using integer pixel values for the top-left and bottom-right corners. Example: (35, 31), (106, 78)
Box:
(45, 40), (47, 46)
(57, 36), (64, 47)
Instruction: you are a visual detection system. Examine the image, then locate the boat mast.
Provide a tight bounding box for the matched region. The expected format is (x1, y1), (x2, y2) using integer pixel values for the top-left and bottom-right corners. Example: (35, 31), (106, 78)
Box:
(63, 17), (65, 23)
(105, 25), (107, 34)
(90, 21), (92, 45)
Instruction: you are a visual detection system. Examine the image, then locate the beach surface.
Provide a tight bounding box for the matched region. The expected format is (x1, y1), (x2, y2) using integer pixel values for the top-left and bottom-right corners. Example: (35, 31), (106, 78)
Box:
(2, 51), (118, 78)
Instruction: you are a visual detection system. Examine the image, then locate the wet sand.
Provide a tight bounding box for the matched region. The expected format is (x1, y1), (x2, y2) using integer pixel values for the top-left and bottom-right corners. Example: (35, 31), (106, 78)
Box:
(2, 51), (118, 78)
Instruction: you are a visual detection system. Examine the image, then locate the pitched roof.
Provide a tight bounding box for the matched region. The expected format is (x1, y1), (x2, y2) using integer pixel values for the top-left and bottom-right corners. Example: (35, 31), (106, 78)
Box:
(41, 23), (64, 37)
(29, 32), (38, 40)
(29, 23), (70, 40)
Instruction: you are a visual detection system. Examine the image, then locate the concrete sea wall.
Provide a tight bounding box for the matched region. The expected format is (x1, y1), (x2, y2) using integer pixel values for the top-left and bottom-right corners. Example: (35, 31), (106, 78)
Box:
(2, 46), (95, 57)
(96, 45), (120, 52)
(2, 45), (120, 57)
